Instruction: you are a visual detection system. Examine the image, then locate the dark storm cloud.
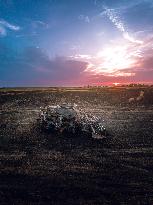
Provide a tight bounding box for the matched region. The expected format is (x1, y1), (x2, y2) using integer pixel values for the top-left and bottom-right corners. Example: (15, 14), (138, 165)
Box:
(24, 47), (88, 78)
(0, 46), (89, 86)
(1, 41), (153, 86)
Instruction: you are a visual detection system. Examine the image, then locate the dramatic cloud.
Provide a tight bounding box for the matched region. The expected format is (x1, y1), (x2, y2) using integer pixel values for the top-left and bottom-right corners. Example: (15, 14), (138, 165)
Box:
(0, 46), (89, 86)
(24, 47), (88, 74)
(1, 39), (153, 86)
(70, 34), (153, 83)
(0, 0), (153, 86)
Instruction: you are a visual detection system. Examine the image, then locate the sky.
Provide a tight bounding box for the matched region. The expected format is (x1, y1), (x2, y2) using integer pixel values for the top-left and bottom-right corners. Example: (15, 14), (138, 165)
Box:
(0, 0), (153, 86)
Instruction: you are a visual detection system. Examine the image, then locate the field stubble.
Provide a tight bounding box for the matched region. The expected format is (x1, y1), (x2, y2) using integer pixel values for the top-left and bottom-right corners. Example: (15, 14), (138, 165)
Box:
(0, 88), (153, 204)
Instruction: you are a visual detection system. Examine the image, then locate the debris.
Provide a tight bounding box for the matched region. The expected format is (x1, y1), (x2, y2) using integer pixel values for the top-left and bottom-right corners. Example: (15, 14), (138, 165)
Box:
(37, 103), (107, 139)
(129, 91), (144, 103)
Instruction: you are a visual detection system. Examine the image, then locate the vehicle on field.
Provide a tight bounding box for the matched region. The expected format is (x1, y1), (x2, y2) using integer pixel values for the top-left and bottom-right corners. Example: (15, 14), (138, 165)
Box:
(38, 103), (107, 139)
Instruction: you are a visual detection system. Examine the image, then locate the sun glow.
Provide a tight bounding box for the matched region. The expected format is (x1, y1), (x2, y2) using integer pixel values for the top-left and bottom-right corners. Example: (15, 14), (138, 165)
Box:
(95, 45), (135, 74)
(75, 40), (143, 78)
(113, 82), (120, 86)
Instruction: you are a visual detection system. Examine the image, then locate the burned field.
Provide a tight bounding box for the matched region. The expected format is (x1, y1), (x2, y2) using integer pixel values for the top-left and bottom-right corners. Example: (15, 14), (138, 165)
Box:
(1, 87), (153, 205)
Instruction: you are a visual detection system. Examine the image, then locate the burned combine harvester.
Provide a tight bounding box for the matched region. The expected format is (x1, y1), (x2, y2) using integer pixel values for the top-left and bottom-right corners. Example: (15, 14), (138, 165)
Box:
(38, 103), (107, 139)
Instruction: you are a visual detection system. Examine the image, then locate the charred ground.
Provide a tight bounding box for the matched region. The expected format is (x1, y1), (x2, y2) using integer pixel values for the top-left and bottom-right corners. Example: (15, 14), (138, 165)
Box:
(0, 87), (153, 205)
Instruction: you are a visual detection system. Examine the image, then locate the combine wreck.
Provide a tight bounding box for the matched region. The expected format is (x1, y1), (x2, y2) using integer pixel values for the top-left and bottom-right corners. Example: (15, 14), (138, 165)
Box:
(38, 103), (107, 139)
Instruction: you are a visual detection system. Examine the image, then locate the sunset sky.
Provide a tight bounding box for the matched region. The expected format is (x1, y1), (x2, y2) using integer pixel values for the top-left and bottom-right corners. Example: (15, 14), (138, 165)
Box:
(0, 0), (153, 86)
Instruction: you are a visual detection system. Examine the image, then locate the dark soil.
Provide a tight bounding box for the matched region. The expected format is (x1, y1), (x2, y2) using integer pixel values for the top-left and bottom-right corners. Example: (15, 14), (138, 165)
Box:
(1, 87), (153, 205)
